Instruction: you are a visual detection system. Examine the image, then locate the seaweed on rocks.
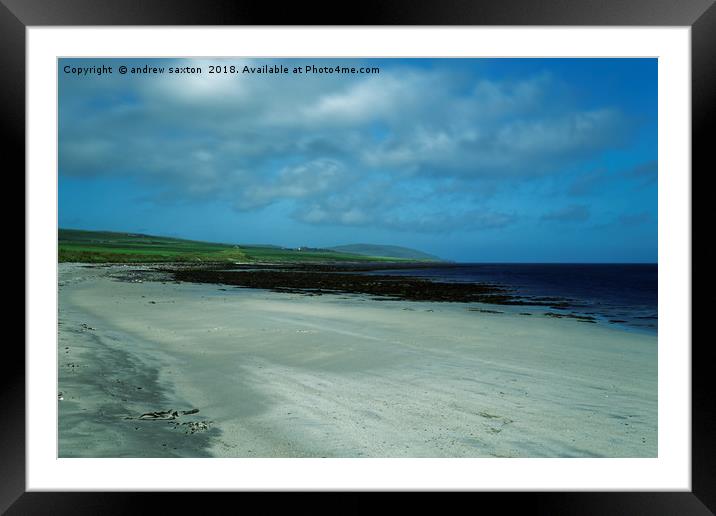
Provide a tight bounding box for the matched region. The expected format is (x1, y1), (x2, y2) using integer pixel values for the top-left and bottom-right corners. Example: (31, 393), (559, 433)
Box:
(158, 263), (572, 307)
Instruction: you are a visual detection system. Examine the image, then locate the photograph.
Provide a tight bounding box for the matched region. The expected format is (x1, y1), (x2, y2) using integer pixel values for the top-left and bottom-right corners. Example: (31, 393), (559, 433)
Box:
(58, 57), (658, 459)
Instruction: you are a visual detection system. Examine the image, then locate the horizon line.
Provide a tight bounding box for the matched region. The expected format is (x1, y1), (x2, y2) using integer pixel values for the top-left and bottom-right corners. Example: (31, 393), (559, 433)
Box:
(57, 226), (657, 265)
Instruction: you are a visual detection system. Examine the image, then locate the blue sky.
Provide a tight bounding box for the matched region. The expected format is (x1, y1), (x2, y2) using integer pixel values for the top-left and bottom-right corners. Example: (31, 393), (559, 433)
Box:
(59, 58), (657, 262)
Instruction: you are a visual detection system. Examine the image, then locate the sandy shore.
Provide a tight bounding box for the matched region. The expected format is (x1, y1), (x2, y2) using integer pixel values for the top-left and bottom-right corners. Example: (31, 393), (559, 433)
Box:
(58, 263), (657, 457)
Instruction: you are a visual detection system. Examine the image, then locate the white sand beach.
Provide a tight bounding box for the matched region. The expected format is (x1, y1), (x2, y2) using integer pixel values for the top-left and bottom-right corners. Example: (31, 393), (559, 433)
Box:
(58, 263), (657, 458)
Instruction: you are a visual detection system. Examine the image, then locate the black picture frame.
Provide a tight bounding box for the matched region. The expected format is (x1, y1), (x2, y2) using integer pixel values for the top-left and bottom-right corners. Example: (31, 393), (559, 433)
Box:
(6, 0), (712, 513)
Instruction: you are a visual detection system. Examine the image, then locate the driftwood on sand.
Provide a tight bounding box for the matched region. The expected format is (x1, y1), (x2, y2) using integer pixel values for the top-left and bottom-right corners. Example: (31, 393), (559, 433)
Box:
(125, 408), (200, 420)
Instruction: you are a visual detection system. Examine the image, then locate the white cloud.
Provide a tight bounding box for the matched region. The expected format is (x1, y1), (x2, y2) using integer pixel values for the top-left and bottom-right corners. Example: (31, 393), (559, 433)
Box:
(59, 58), (637, 233)
(234, 159), (348, 210)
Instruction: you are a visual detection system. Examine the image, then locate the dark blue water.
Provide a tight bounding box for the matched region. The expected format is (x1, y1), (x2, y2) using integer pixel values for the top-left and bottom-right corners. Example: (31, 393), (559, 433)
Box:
(368, 263), (657, 334)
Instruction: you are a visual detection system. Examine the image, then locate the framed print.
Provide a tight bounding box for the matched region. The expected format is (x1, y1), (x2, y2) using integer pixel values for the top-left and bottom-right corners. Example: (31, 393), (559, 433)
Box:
(7, 0), (713, 512)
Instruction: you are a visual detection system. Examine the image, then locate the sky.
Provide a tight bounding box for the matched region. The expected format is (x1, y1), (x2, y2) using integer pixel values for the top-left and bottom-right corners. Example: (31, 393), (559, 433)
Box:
(58, 58), (657, 262)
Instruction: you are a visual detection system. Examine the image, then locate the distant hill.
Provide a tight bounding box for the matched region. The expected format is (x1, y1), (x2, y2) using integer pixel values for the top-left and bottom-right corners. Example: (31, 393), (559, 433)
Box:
(329, 244), (442, 262)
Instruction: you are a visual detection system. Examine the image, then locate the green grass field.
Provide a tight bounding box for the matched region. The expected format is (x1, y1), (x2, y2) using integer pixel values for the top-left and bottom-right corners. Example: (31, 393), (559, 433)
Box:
(58, 229), (418, 264)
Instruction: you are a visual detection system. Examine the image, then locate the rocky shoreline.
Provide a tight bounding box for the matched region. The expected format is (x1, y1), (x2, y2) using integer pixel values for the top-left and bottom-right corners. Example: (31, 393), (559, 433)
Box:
(148, 262), (572, 307)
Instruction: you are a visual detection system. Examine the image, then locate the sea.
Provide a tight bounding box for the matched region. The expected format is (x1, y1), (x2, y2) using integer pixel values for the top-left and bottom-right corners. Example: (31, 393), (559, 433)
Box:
(366, 263), (658, 334)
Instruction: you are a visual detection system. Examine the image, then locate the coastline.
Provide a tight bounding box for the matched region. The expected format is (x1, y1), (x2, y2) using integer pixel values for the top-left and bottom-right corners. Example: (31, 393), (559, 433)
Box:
(58, 263), (657, 458)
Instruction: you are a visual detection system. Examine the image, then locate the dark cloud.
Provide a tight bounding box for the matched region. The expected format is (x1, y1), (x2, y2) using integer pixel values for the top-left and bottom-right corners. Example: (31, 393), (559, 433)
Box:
(567, 159), (658, 198)
(541, 204), (591, 222)
(568, 168), (610, 196)
(618, 212), (652, 226)
(624, 160), (657, 186)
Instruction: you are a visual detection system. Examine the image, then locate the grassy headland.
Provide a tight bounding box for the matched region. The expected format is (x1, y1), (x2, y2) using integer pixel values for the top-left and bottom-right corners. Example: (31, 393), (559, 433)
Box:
(59, 229), (441, 264)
